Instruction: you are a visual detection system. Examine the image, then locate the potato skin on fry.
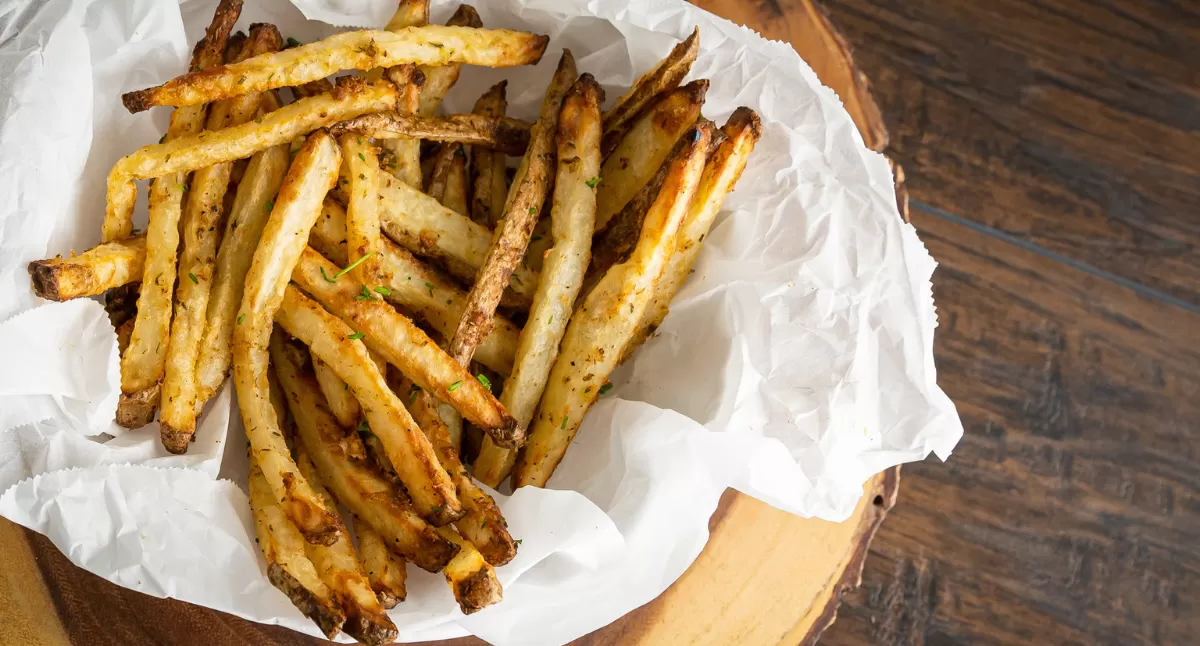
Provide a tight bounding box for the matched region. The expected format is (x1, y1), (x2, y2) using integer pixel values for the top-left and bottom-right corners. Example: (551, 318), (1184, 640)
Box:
(122, 26), (550, 112)
(28, 237), (145, 302)
(601, 27), (700, 157)
(417, 4), (483, 115)
(330, 112), (531, 156)
(515, 123), (713, 488)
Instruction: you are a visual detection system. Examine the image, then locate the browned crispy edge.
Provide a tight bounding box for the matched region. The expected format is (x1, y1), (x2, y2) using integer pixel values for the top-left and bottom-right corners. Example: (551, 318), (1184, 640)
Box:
(469, 80), (508, 226)
(330, 112), (530, 156)
(264, 562), (345, 640)
(601, 27), (699, 155)
(452, 566), (503, 615)
(115, 383), (161, 429)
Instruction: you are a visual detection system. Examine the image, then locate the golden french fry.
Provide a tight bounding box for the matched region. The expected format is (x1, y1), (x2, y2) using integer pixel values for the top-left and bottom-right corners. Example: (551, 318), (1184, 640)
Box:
(417, 4), (483, 115)
(469, 81), (509, 228)
(103, 78), (396, 244)
(271, 334), (458, 572)
(121, 26), (549, 112)
(435, 524), (503, 614)
(594, 79), (707, 232)
(195, 143), (291, 407)
(445, 52), (576, 411)
(248, 452), (346, 640)
(338, 134), (384, 284)
(427, 143), (467, 215)
(601, 27), (700, 157)
(353, 516), (407, 609)
(380, 64), (424, 188)
(233, 129), (342, 544)
(330, 112), (531, 156)
(291, 247), (521, 437)
(312, 354), (360, 429)
(160, 24), (283, 452)
(395, 372), (516, 567)
(294, 449), (399, 646)
(114, 1), (242, 427)
(475, 74), (603, 487)
(376, 174), (538, 307)
(276, 286), (462, 525)
(627, 108), (762, 356)
(308, 202), (519, 376)
(514, 122), (712, 488)
(385, 0), (428, 31)
(28, 237), (145, 302)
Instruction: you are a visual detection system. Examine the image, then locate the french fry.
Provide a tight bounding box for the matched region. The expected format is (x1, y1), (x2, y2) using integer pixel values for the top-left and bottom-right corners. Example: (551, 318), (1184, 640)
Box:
(271, 335), (458, 572)
(233, 129), (342, 544)
(352, 516), (407, 608)
(395, 372), (516, 566)
(160, 24), (283, 452)
(308, 202), (519, 376)
(601, 27), (700, 157)
(121, 26), (550, 112)
(474, 74), (603, 487)
(427, 143), (468, 216)
(384, 0), (428, 31)
(514, 122), (713, 488)
(379, 64), (424, 188)
(104, 281), (141, 328)
(114, 1), (242, 425)
(627, 108), (762, 356)
(522, 216), (552, 272)
(294, 449), (399, 646)
(248, 452), (346, 640)
(418, 4), (483, 115)
(312, 354), (360, 428)
(195, 142), (291, 407)
(291, 78), (334, 100)
(28, 236), (145, 302)
(376, 174), (539, 307)
(469, 82), (509, 228)
(337, 134), (384, 284)
(593, 79), (707, 232)
(330, 112), (531, 156)
(276, 287), (462, 524)
(445, 52), (577, 409)
(104, 78), (396, 243)
(291, 247), (521, 437)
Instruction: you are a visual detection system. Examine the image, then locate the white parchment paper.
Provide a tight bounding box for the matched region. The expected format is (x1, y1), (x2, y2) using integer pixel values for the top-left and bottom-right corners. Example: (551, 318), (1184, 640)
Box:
(0, 0), (964, 643)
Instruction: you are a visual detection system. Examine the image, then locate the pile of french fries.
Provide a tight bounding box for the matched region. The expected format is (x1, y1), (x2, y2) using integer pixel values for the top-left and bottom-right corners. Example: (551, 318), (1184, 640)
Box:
(26, 0), (761, 642)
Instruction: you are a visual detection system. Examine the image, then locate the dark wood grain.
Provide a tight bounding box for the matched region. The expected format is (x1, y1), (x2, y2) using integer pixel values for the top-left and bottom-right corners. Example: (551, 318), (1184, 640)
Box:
(698, 0), (1200, 307)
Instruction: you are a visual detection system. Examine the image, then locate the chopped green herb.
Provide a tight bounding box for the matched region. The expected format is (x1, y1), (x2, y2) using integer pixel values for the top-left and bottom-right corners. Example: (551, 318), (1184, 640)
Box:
(356, 419), (370, 434)
(408, 383), (421, 405)
(548, 314), (553, 325)
(188, 272), (198, 284)
(324, 252), (375, 282)
(424, 281), (434, 297)
(514, 539), (523, 546)
(267, 72), (274, 82)
(449, 380), (462, 392)
(357, 136), (362, 145)
(528, 206), (538, 215)
(266, 199), (274, 212)
(599, 382), (613, 395)
(431, 505), (443, 513)
(348, 332), (365, 340)
(476, 374), (491, 391)
(237, 313), (246, 326)
(285, 37), (302, 48)
(358, 152), (366, 162)
(356, 284), (379, 301)
(178, 183), (187, 192)
(560, 416), (569, 429)
(237, 75), (246, 84)
(373, 285), (391, 296)
(585, 176), (601, 188)
(320, 266), (337, 283)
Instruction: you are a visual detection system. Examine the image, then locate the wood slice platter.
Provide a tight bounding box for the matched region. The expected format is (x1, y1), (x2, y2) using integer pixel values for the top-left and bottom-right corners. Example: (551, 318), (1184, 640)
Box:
(0, 1), (907, 644)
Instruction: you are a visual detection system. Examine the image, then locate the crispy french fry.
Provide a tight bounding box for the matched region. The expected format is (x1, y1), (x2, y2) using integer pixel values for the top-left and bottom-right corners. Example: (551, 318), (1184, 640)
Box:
(121, 26), (550, 112)
(291, 78), (335, 100)
(380, 64), (424, 188)
(593, 79), (707, 232)
(271, 335), (458, 572)
(396, 372), (515, 566)
(469, 82), (509, 228)
(435, 524), (503, 614)
(276, 287), (462, 525)
(116, 319), (135, 355)
(376, 174), (538, 307)
(103, 78), (396, 243)
(248, 452), (345, 640)
(353, 516), (407, 608)
(308, 202), (519, 376)
(475, 74), (603, 487)
(338, 134), (384, 284)
(417, 4), (483, 115)
(514, 122), (712, 488)
(195, 142), (291, 407)
(445, 52), (577, 417)
(294, 449), (399, 646)
(627, 108), (762, 356)
(331, 112), (531, 156)
(225, 30), (247, 63)
(115, 1), (242, 425)
(291, 247), (521, 438)
(104, 281), (141, 328)
(28, 237), (145, 302)
(427, 143), (467, 214)
(233, 129), (342, 544)
(384, 0), (428, 31)
(601, 27), (699, 157)
(160, 25), (283, 452)
(312, 354), (360, 428)
(522, 216), (551, 272)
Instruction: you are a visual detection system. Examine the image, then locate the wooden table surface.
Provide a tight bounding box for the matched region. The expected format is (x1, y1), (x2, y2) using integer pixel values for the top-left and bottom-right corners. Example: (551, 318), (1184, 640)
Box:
(690, 1), (1200, 644)
(7, 1), (1200, 645)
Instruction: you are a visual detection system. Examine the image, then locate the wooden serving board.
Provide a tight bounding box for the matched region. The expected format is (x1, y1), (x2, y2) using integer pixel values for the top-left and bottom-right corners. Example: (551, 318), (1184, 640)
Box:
(0, 2), (907, 644)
